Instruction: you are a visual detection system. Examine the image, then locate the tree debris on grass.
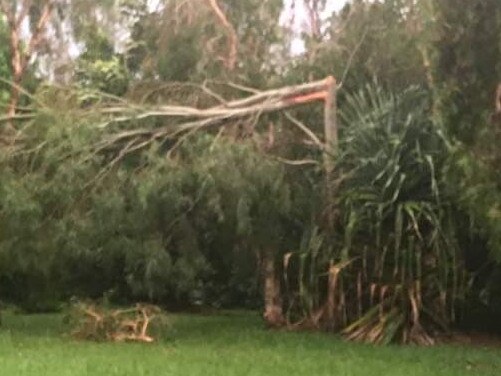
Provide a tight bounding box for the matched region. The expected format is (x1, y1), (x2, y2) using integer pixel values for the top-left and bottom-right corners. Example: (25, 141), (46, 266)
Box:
(68, 301), (165, 343)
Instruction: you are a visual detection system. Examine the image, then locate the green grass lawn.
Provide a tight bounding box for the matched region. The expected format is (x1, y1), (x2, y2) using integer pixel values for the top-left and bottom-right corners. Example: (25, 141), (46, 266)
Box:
(1, 311), (500, 376)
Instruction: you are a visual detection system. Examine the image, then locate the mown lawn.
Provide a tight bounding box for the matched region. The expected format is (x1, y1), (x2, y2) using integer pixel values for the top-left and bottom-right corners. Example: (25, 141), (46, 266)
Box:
(0, 311), (500, 376)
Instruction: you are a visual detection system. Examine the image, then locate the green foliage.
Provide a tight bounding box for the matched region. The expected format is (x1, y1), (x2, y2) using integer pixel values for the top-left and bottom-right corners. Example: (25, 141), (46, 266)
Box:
(126, 0), (285, 86)
(156, 31), (202, 82)
(76, 30), (130, 97)
(289, 0), (429, 91)
(0, 99), (301, 310)
(445, 147), (501, 261)
(284, 85), (465, 344)
(127, 10), (205, 81)
(433, 0), (501, 144)
(432, 0), (501, 319)
(336, 85), (463, 344)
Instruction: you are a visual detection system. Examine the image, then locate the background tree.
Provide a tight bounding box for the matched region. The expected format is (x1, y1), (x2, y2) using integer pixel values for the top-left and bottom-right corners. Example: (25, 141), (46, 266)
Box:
(433, 0), (501, 144)
(0, 0), (53, 131)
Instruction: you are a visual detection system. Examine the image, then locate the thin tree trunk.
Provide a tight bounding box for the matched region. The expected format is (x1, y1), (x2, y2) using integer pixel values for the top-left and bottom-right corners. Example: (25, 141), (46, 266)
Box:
(207, 0), (238, 70)
(3, 8), (23, 134)
(324, 261), (339, 330)
(0, 0), (53, 134)
(262, 251), (284, 327)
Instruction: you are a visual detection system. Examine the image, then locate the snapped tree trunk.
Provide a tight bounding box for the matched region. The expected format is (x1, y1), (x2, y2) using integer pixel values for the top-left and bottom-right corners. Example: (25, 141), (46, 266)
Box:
(262, 250), (284, 327)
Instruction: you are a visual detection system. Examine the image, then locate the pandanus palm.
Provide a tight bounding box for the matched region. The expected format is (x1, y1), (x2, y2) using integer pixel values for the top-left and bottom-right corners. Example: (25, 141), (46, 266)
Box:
(284, 85), (466, 344)
(334, 85), (464, 344)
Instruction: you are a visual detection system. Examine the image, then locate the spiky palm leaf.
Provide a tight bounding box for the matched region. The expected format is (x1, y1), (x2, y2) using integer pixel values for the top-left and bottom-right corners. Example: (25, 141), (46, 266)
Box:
(324, 85), (465, 344)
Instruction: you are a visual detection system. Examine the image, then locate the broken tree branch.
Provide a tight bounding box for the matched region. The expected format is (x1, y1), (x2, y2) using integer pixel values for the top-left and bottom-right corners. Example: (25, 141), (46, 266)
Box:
(8, 77), (337, 167)
(71, 301), (163, 343)
(76, 77), (335, 171)
(97, 78), (331, 132)
(283, 111), (323, 148)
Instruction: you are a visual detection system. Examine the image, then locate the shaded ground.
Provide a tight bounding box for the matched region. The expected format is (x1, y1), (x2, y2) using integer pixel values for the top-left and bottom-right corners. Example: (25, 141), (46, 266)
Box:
(1, 311), (501, 376)
(447, 331), (501, 348)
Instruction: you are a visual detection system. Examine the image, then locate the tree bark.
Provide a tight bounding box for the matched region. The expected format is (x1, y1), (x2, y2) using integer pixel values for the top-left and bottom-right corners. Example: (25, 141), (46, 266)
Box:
(323, 76), (337, 227)
(323, 76), (337, 164)
(262, 251), (284, 327)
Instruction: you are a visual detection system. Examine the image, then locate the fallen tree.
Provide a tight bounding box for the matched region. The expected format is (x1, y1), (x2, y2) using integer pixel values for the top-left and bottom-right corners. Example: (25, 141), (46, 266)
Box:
(2, 76), (338, 335)
(92, 77), (338, 329)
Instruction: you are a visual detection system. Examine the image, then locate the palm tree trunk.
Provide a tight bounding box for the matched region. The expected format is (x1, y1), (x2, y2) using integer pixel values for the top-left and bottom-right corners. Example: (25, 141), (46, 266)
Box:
(262, 250), (284, 327)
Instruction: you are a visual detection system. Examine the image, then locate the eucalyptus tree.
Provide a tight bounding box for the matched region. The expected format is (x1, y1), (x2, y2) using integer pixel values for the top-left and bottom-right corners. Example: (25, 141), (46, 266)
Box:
(432, 0), (501, 145)
(126, 0), (285, 86)
(0, 0), (54, 132)
(431, 0), (501, 325)
(429, 0), (501, 257)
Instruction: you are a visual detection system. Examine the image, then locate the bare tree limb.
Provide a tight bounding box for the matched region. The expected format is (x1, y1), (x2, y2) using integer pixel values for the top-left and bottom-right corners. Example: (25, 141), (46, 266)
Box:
(283, 111), (323, 148)
(98, 79), (330, 124)
(206, 0), (238, 70)
(273, 156), (320, 166)
(338, 28), (368, 89)
(88, 78), (334, 159)
(224, 81), (261, 94)
(10, 77), (336, 162)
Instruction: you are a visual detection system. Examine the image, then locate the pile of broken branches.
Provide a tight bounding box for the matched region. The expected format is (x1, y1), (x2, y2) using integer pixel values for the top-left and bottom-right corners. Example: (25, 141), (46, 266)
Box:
(68, 301), (165, 343)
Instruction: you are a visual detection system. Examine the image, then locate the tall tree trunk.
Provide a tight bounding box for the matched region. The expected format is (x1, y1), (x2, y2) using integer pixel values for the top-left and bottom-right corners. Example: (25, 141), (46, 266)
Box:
(262, 250), (284, 327)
